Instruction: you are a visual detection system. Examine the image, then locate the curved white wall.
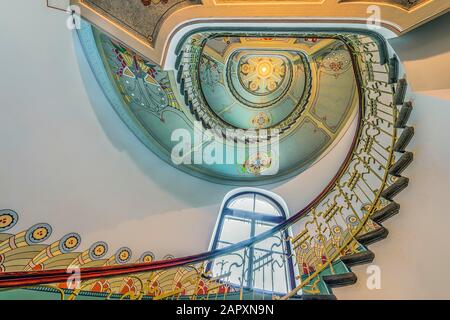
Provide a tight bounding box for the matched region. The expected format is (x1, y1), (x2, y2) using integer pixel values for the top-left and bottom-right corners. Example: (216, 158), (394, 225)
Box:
(335, 90), (450, 300)
(389, 13), (450, 93)
(335, 13), (450, 299)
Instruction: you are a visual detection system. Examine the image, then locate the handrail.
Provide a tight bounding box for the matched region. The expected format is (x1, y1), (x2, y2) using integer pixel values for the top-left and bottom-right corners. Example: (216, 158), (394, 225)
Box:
(0, 119), (360, 286)
(173, 27), (389, 65)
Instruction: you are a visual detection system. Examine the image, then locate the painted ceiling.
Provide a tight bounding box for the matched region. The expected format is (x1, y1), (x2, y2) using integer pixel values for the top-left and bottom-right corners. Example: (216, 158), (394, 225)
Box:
(78, 22), (358, 184)
(81, 0), (202, 45)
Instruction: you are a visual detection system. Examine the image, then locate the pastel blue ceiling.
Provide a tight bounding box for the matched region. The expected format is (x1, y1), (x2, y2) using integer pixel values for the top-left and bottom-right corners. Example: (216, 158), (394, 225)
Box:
(77, 23), (358, 185)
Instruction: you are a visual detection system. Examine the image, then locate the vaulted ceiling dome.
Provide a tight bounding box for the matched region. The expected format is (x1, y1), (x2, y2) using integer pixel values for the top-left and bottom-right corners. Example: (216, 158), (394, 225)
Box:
(79, 26), (359, 184)
(198, 37), (313, 131)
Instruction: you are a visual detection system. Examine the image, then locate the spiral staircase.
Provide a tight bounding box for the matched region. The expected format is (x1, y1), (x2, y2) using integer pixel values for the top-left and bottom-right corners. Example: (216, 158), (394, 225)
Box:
(0, 20), (416, 300)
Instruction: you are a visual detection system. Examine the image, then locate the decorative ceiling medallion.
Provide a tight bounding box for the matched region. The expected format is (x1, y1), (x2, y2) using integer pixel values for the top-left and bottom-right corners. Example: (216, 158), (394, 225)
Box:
(89, 241), (109, 260)
(115, 247), (132, 264)
(197, 46), (313, 133)
(25, 223), (52, 244)
(239, 56), (287, 95)
(241, 152), (273, 175)
(317, 48), (352, 78)
(251, 112), (271, 128)
(227, 51), (294, 109)
(140, 251), (156, 263)
(0, 209), (18, 232)
(59, 233), (82, 254)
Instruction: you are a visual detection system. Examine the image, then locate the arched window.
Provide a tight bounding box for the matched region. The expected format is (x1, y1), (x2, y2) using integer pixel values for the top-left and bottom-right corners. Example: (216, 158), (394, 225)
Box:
(209, 189), (296, 295)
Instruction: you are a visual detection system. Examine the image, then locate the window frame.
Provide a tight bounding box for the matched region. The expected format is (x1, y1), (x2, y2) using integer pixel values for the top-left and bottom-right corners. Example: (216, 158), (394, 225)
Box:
(209, 190), (296, 292)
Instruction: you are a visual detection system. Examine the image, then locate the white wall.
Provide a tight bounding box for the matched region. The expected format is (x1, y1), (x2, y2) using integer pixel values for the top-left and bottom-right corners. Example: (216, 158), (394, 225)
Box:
(0, 1), (353, 261)
(335, 15), (450, 299)
(335, 90), (450, 300)
(389, 12), (450, 92)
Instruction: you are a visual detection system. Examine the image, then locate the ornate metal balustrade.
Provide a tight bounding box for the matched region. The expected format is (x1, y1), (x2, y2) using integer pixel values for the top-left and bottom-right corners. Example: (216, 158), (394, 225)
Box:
(0, 30), (413, 300)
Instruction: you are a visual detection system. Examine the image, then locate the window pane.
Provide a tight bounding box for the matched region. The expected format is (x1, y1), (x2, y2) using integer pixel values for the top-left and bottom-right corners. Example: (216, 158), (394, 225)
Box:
(254, 194), (281, 216)
(219, 216), (251, 245)
(227, 194), (254, 211)
(253, 232), (290, 293)
(252, 250), (290, 294)
(212, 190), (294, 294)
(254, 220), (274, 237)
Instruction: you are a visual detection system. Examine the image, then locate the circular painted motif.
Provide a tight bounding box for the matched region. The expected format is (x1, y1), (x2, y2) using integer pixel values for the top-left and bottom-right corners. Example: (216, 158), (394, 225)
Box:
(198, 49), (312, 132)
(332, 225), (342, 234)
(0, 209), (18, 232)
(59, 233), (81, 253)
(319, 49), (352, 77)
(251, 112), (271, 129)
(140, 251), (155, 263)
(346, 215), (359, 226)
(239, 56), (286, 95)
(228, 52), (294, 109)
(243, 152), (273, 175)
(25, 223), (52, 244)
(115, 247), (132, 264)
(89, 241), (108, 260)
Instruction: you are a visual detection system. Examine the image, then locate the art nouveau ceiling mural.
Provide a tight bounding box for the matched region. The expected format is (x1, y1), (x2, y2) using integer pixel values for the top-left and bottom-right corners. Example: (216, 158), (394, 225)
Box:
(81, 0), (202, 45)
(79, 23), (358, 184)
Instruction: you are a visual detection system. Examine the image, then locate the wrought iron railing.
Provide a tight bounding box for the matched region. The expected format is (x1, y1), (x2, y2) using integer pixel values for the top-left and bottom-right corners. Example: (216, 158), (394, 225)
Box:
(0, 30), (413, 300)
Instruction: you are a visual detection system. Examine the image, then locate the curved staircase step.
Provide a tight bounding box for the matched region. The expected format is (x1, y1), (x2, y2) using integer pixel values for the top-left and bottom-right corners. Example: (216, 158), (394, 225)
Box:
(389, 152), (413, 176)
(394, 78), (408, 105)
(340, 250), (375, 267)
(372, 202), (400, 223)
(356, 226), (389, 245)
(322, 272), (357, 288)
(381, 177), (409, 200)
(394, 127), (414, 152)
(395, 102), (413, 128)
